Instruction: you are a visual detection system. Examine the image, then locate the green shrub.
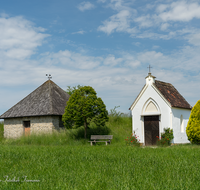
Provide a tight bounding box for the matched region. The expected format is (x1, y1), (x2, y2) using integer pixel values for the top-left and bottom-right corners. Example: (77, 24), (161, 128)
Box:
(186, 100), (200, 144)
(125, 132), (140, 146)
(67, 122), (111, 139)
(109, 106), (123, 123)
(157, 128), (173, 146)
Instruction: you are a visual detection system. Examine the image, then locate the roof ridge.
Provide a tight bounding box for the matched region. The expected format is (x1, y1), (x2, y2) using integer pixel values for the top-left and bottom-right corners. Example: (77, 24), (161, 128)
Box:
(155, 80), (173, 86)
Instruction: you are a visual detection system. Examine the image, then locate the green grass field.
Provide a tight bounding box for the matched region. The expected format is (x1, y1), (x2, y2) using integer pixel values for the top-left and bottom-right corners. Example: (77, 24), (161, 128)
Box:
(0, 116), (200, 189)
(0, 122), (3, 142)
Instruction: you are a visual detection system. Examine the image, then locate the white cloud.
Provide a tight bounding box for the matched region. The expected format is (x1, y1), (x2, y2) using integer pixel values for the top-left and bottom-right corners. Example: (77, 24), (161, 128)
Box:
(134, 1), (200, 32)
(98, 10), (136, 34)
(187, 33), (200, 46)
(156, 4), (168, 13)
(0, 16), (49, 60)
(97, 0), (137, 35)
(77, 1), (95, 12)
(134, 15), (153, 28)
(1, 7), (200, 114)
(160, 23), (170, 31)
(40, 50), (101, 69)
(103, 54), (123, 66)
(158, 1), (200, 22)
(152, 45), (159, 49)
(137, 51), (165, 65)
(72, 30), (85, 35)
(107, 0), (135, 12)
(4, 49), (34, 60)
(133, 32), (172, 40)
(98, 0), (200, 42)
(97, 0), (107, 3)
(1, 44), (200, 114)
(133, 42), (141, 46)
(133, 27), (200, 43)
(145, 3), (156, 10)
(41, 50), (142, 70)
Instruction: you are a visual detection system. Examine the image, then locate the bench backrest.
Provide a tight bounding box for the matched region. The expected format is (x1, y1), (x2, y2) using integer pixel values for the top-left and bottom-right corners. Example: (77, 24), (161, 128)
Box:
(90, 135), (113, 140)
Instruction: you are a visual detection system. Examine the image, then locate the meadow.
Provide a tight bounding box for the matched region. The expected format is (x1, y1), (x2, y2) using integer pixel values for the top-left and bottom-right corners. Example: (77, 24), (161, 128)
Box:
(0, 115), (200, 189)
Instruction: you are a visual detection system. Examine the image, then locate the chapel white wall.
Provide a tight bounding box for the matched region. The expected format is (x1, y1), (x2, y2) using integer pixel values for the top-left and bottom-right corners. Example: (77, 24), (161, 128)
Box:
(171, 108), (191, 144)
(131, 84), (171, 144)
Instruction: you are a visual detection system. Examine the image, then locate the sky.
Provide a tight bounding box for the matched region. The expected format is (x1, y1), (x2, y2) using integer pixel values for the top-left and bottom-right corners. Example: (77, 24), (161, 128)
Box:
(0, 0), (200, 115)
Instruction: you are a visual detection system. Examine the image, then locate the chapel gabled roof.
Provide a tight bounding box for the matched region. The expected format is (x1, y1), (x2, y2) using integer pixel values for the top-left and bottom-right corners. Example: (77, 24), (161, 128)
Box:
(0, 80), (70, 119)
(129, 75), (192, 110)
(154, 80), (192, 109)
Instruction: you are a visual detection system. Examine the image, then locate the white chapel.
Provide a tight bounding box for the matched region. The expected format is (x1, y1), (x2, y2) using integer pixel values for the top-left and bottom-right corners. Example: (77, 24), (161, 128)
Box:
(129, 72), (192, 145)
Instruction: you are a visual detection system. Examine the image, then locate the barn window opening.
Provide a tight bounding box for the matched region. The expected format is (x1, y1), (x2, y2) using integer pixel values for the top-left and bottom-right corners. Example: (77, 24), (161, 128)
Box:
(23, 121), (30, 136)
(180, 115), (184, 133)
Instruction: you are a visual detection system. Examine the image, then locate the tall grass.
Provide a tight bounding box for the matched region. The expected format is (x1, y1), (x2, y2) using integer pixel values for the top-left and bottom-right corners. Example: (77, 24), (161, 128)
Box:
(0, 121), (3, 141)
(0, 114), (131, 146)
(107, 114), (132, 145)
(0, 145), (200, 189)
(0, 114), (200, 189)
(1, 130), (87, 146)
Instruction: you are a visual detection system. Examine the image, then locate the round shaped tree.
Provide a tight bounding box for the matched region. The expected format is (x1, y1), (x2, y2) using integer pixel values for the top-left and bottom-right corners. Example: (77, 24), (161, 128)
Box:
(186, 100), (200, 144)
(62, 86), (108, 139)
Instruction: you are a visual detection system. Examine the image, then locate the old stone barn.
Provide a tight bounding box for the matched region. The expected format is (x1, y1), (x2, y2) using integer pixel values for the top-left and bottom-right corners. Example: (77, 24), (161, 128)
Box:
(0, 80), (70, 138)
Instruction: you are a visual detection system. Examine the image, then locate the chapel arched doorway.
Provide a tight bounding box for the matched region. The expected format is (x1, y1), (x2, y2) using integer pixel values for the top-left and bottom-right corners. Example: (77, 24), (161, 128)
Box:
(144, 116), (159, 145)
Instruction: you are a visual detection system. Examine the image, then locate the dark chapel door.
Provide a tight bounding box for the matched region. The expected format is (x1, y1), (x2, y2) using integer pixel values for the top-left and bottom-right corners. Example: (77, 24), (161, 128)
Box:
(144, 116), (159, 145)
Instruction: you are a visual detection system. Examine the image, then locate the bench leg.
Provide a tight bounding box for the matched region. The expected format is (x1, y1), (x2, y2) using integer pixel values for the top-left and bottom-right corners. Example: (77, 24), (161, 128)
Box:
(90, 142), (93, 146)
(105, 141), (107, 146)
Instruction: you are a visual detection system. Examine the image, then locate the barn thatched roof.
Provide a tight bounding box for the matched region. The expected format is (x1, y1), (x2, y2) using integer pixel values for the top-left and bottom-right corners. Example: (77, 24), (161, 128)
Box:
(0, 80), (70, 119)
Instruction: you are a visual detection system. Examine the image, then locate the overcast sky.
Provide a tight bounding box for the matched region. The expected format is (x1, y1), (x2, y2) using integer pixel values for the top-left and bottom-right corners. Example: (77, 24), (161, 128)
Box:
(0, 0), (200, 115)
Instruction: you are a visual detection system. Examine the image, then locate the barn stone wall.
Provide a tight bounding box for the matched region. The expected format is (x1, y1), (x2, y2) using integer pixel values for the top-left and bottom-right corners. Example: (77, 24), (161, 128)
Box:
(4, 115), (61, 138)
(4, 118), (24, 139)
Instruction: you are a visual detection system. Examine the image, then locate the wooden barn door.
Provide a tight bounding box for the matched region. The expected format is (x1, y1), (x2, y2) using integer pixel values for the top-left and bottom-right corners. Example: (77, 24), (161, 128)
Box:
(144, 116), (159, 145)
(23, 121), (30, 136)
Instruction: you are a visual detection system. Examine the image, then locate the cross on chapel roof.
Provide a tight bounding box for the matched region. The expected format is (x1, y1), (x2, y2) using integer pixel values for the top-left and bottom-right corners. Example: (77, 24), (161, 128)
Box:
(147, 65), (152, 74)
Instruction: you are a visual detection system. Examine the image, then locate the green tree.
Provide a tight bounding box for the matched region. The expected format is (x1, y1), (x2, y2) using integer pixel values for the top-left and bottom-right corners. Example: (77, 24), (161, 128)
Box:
(186, 100), (200, 144)
(66, 85), (83, 96)
(62, 86), (109, 139)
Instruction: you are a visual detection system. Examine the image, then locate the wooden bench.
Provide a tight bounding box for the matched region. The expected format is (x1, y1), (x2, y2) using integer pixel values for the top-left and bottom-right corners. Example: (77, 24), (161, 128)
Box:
(88, 135), (113, 146)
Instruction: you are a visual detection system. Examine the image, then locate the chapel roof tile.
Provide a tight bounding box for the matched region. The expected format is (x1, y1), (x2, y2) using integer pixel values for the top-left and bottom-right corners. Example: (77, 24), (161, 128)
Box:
(154, 80), (192, 109)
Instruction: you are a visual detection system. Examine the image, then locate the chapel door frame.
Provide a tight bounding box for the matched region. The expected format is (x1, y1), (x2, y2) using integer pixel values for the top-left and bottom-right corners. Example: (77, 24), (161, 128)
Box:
(144, 115), (160, 146)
